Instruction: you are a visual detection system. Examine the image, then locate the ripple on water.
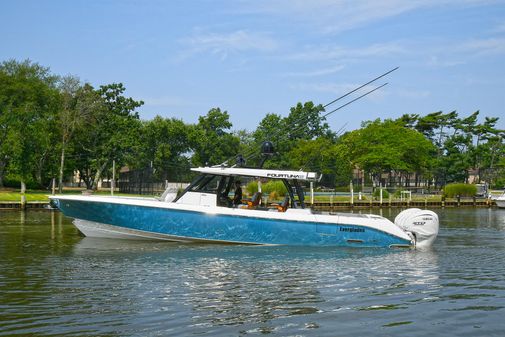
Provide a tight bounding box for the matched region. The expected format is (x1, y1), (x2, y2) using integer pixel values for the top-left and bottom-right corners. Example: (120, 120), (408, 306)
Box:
(1, 209), (505, 336)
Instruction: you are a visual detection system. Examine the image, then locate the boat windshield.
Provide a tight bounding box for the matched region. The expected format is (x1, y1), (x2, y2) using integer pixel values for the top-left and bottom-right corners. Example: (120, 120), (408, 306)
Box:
(188, 175), (221, 193)
(175, 173), (307, 210)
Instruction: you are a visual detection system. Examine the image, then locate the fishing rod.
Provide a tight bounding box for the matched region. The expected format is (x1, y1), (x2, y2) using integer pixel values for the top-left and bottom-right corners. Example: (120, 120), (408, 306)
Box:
(322, 66), (398, 109)
(334, 122), (348, 137)
(227, 82), (389, 168)
(273, 84), (388, 171)
(322, 82), (388, 118)
(220, 67), (398, 167)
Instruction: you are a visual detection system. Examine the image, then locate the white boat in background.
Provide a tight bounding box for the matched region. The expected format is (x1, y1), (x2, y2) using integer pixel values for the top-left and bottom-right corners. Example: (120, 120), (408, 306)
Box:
(493, 192), (505, 208)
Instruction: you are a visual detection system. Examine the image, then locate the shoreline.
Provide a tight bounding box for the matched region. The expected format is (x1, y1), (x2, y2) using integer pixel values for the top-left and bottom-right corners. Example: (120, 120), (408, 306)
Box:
(0, 199), (498, 210)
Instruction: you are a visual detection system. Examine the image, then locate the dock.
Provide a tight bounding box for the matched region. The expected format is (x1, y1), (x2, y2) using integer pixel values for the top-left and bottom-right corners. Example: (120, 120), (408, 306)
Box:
(0, 199), (497, 210)
(0, 202), (51, 210)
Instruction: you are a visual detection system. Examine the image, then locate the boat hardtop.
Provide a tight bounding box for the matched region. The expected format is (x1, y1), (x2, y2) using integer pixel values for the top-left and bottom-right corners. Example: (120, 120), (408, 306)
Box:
(191, 166), (319, 181)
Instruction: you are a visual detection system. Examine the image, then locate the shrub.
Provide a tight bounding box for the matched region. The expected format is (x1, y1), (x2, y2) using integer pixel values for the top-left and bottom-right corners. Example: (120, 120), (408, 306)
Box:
(262, 180), (287, 197)
(246, 180), (287, 199)
(492, 178), (505, 189)
(443, 183), (477, 198)
(246, 181), (258, 195)
(373, 188), (389, 200)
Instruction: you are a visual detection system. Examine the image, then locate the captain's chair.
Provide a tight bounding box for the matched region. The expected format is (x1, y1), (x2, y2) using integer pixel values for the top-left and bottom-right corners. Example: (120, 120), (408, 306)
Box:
(275, 196), (289, 212)
(245, 192), (262, 209)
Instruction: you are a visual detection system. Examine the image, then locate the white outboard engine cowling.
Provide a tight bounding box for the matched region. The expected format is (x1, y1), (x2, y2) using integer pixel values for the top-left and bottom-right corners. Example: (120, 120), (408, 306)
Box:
(394, 208), (439, 248)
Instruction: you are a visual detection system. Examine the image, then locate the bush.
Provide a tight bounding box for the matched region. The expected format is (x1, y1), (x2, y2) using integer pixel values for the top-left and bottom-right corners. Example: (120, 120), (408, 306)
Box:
(262, 180), (287, 197)
(3, 175), (43, 190)
(373, 188), (389, 200)
(245, 181), (258, 195)
(245, 180), (286, 199)
(492, 178), (505, 189)
(443, 183), (477, 198)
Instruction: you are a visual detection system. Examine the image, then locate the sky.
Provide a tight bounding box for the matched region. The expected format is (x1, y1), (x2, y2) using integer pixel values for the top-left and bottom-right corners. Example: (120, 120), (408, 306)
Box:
(1, 0), (505, 133)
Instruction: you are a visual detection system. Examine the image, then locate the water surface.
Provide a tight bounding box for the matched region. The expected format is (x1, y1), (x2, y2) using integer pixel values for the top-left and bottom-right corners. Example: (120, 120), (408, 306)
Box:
(1, 208), (505, 336)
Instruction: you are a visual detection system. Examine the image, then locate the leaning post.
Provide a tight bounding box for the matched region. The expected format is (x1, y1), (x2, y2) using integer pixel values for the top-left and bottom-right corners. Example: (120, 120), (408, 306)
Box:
(310, 181), (314, 206)
(20, 194), (26, 210)
(379, 184), (383, 207)
(350, 181), (354, 208)
(111, 160), (115, 196)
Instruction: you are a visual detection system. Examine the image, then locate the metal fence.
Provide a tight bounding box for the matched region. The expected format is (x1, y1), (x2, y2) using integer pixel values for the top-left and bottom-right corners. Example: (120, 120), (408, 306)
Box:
(118, 168), (166, 195)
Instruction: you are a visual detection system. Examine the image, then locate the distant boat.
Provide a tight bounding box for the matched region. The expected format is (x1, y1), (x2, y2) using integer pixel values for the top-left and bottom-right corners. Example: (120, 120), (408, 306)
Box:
(50, 166), (439, 248)
(493, 192), (505, 208)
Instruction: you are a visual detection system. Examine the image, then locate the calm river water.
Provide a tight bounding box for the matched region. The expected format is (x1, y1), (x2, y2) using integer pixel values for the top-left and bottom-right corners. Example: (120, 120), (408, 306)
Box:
(1, 208), (505, 336)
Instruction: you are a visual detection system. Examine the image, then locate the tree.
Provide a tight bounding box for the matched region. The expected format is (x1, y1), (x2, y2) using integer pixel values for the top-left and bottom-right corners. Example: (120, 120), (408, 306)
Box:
(337, 119), (437, 187)
(252, 101), (332, 169)
(0, 59), (59, 191)
(135, 116), (193, 181)
(56, 78), (99, 192)
(287, 137), (348, 187)
(190, 108), (240, 166)
(72, 83), (143, 190)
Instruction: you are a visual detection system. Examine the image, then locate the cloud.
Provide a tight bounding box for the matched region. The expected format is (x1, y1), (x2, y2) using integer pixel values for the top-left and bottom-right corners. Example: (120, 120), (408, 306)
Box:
(290, 82), (389, 103)
(394, 88), (431, 99)
(178, 29), (278, 61)
(427, 55), (465, 68)
(241, 0), (496, 34)
(288, 42), (406, 62)
(492, 22), (505, 33)
(456, 37), (505, 56)
(283, 65), (345, 77)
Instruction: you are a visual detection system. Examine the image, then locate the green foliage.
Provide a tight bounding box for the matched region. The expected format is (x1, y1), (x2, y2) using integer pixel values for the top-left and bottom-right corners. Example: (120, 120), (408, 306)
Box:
(443, 183), (477, 198)
(246, 181), (258, 195)
(493, 178), (505, 189)
(373, 188), (390, 199)
(190, 108), (240, 166)
(399, 111), (504, 187)
(71, 82), (143, 189)
(135, 116), (192, 181)
(245, 180), (286, 199)
(261, 180), (287, 197)
(337, 119), (437, 183)
(0, 59), (60, 189)
(1, 58), (504, 193)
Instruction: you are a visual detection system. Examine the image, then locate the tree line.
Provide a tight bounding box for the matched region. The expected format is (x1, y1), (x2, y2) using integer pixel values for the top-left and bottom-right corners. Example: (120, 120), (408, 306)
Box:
(1, 59), (503, 192)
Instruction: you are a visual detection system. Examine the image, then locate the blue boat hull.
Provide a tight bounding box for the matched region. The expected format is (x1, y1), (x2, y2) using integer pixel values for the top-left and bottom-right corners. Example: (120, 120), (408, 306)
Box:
(56, 199), (411, 247)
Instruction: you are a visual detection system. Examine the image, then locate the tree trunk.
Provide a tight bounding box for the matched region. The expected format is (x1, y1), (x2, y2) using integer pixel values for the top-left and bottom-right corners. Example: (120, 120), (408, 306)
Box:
(0, 158), (5, 188)
(58, 143), (66, 193)
(93, 161), (109, 191)
(20, 180), (26, 194)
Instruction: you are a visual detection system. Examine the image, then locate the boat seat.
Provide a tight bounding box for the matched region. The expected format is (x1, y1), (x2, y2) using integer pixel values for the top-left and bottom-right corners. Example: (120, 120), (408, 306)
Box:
(274, 196), (289, 212)
(244, 192), (262, 209)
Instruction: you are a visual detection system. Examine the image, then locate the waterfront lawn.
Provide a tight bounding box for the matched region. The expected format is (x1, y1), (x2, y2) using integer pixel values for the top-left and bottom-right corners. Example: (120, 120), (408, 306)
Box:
(0, 190), (52, 202)
(0, 189), (151, 202)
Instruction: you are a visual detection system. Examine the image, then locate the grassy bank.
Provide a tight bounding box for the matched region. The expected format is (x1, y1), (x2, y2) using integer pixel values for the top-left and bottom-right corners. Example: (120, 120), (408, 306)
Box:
(0, 189), (150, 202)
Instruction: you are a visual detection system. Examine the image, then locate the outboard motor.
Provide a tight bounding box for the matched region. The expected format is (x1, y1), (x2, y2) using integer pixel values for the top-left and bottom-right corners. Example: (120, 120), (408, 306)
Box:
(394, 208), (439, 248)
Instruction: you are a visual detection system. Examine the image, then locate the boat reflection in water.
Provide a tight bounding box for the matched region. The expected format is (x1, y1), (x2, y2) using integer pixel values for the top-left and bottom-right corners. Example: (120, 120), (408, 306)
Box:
(69, 239), (440, 333)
